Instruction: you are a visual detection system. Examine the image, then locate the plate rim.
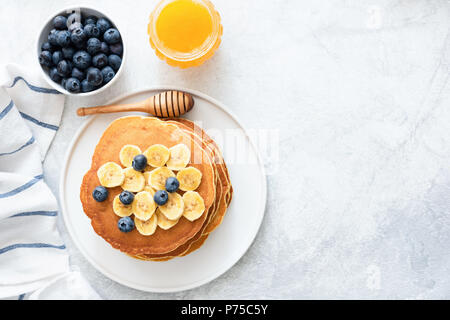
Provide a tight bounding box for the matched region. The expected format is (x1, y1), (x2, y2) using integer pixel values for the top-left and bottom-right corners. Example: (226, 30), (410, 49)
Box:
(59, 86), (267, 293)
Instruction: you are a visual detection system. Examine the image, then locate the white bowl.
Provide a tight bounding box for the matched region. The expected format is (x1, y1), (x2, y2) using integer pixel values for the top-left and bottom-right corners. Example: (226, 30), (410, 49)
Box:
(36, 6), (126, 97)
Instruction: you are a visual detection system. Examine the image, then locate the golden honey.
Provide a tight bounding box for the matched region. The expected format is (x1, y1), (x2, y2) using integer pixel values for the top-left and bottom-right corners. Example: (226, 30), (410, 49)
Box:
(148, 0), (222, 68)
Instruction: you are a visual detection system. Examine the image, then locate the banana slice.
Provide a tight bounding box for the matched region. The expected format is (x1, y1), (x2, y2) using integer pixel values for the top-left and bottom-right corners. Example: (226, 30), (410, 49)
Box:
(159, 192), (184, 220)
(132, 191), (156, 221)
(177, 167), (202, 191)
(143, 171), (152, 185)
(135, 214), (157, 236)
(149, 167), (175, 190)
(143, 185), (156, 197)
(182, 191), (205, 221)
(155, 208), (179, 230)
(121, 167), (145, 192)
(97, 162), (125, 187)
(166, 144), (191, 171)
(119, 145), (142, 168)
(112, 194), (133, 217)
(143, 144), (170, 168)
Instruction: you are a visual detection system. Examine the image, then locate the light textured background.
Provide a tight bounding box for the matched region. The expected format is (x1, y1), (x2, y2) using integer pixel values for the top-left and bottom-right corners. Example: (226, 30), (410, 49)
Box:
(2, 0), (450, 299)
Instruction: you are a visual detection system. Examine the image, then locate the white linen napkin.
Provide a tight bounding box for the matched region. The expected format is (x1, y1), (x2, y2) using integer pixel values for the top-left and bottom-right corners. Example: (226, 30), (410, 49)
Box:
(0, 64), (100, 300)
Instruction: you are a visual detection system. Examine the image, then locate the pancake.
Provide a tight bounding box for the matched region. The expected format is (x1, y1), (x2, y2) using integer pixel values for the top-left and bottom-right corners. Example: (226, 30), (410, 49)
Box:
(80, 116), (216, 255)
(174, 118), (233, 234)
(135, 118), (232, 260)
(131, 180), (222, 261)
(132, 122), (223, 260)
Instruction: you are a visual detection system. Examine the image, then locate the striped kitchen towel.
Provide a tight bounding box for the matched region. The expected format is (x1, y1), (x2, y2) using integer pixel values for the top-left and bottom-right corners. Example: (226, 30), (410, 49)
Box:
(0, 64), (99, 299)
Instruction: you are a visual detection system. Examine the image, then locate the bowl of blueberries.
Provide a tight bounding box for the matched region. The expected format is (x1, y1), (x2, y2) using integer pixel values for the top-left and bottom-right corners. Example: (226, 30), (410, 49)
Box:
(37, 7), (125, 95)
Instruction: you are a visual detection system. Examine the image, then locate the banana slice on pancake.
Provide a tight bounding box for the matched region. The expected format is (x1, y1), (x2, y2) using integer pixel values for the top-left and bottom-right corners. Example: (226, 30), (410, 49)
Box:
(159, 192), (184, 220)
(143, 185), (156, 196)
(155, 208), (179, 230)
(97, 162), (125, 187)
(144, 165), (154, 172)
(132, 191), (156, 221)
(121, 167), (145, 192)
(119, 145), (142, 168)
(166, 144), (191, 171)
(135, 214), (157, 236)
(182, 191), (205, 221)
(177, 167), (202, 191)
(148, 167), (175, 190)
(143, 171), (152, 185)
(112, 194), (133, 217)
(143, 144), (170, 167)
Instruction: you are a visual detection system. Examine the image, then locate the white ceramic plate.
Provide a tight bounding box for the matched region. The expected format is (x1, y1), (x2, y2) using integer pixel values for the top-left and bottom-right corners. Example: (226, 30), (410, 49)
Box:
(59, 87), (267, 292)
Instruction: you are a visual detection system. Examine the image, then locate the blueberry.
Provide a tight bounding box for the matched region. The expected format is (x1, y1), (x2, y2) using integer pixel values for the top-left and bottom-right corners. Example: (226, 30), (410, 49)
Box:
(108, 54), (122, 71)
(87, 37), (102, 55)
(65, 77), (81, 93)
(84, 24), (101, 38)
(48, 29), (59, 46)
(56, 30), (71, 47)
(74, 41), (86, 49)
(118, 216), (134, 233)
(39, 51), (53, 67)
(73, 51), (92, 69)
(84, 15), (97, 26)
(62, 47), (75, 59)
(154, 190), (169, 206)
(68, 21), (83, 33)
(103, 28), (121, 44)
(86, 67), (103, 86)
(165, 177), (180, 193)
(96, 18), (111, 35)
(49, 67), (62, 82)
(132, 154), (147, 171)
(92, 53), (108, 69)
(71, 67), (85, 81)
(119, 191), (135, 205)
(81, 79), (95, 93)
(41, 42), (54, 52)
(109, 43), (123, 56)
(92, 186), (108, 202)
(100, 42), (110, 54)
(53, 15), (67, 30)
(101, 66), (115, 84)
(56, 60), (72, 77)
(52, 51), (63, 65)
(61, 78), (67, 89)
(71, 27), (86, 45)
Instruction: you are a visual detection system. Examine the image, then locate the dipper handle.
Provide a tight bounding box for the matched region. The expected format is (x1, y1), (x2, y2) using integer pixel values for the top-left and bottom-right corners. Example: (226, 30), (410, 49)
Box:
(77, 90), (194, 117)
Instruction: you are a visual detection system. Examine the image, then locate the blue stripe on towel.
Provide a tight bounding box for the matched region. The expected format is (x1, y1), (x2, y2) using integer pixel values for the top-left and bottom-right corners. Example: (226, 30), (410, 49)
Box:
(8, 76), (61, 95)
(0, 100), (14, 120)
(19, 112), (59, 131)
(18, 294), (25, 300)
(0, 136), (35, 156)
(0, 174), (43, 199)
(0, 243), (66, 255)
(11, 210), (58, 218)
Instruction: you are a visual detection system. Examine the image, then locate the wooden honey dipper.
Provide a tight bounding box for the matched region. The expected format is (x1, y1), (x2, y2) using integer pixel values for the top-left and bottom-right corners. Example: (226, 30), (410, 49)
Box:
(76, 90), (194, 117)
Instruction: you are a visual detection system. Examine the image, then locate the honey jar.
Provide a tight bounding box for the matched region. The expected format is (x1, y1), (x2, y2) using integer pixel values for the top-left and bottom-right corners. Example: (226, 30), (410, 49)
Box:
(148, 0), (222, 68)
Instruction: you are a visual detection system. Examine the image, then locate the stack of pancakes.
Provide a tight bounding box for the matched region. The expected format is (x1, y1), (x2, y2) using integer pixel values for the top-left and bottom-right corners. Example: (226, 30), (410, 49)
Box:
(80, 116), (232, 261)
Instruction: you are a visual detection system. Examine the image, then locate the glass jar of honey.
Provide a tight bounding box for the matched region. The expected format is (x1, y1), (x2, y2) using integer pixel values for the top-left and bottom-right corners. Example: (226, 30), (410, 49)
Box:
(148, 0), (222, 68)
